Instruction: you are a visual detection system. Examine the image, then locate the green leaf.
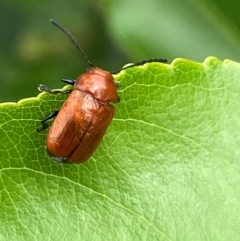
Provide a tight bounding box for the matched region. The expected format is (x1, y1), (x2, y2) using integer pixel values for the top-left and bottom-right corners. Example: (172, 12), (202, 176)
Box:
(1, 57), (240, 240)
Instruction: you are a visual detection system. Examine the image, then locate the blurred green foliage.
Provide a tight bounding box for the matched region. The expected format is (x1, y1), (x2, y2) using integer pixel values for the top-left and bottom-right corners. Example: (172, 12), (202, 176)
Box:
(1, 0), (240, 102)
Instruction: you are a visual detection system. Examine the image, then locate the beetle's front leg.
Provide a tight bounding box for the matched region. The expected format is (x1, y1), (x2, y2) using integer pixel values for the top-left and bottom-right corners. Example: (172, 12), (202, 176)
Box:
(38, 84), (72, 94)
(61, 78), (75, 86)
(38, 78), (75, 94)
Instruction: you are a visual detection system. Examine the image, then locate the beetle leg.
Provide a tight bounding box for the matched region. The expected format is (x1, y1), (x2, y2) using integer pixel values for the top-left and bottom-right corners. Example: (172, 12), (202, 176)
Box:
(36, 110), (59, 132)
(115, 81), (121, 88)
(47, 150), (70, 164)
(61, 78), (75, 86)
(38, 84), (72, 94)
(117, 96), (120, 103)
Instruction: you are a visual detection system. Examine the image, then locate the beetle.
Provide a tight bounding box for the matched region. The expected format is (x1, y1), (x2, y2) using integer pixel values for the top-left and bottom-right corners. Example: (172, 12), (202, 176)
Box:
(37, 19), (168, 164)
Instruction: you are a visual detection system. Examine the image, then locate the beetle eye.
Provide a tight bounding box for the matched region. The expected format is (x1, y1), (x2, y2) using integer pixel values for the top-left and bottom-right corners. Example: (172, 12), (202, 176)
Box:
(86, 67), (94, 72)
(117, 96), (120, 103)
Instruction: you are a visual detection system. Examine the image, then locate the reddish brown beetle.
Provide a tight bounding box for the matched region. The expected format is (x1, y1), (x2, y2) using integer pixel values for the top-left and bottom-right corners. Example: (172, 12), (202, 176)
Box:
(37, 19), (167, 164)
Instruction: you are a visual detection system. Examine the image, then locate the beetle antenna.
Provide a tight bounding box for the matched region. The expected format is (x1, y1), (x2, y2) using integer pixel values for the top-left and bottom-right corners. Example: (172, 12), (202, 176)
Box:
(111, 58), (168, 74)
(50, 19), (94, 67)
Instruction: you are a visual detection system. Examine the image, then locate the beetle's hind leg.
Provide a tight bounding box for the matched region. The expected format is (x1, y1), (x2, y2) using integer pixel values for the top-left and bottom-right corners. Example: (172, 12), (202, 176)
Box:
(47, 149), (70, 164)
(36, 110), (59, 132)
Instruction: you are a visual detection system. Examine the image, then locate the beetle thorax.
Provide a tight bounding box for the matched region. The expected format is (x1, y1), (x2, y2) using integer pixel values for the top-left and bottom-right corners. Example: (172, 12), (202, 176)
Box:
(74, 67), (118, 103)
